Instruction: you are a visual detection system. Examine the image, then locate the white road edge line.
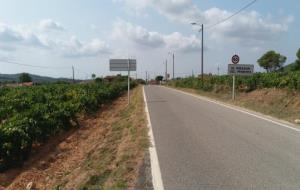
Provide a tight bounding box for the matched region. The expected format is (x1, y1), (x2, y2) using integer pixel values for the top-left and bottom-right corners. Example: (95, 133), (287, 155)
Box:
(143, 86), (165, 190)
(166, 86), (300, 132)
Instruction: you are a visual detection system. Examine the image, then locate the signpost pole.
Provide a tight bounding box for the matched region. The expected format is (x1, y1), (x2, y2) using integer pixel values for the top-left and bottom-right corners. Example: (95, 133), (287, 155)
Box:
(232, 75), (236, 100)
(228, 54), (254, 101)
(128, 59), (130, 105)
(109, 58), (136, 106)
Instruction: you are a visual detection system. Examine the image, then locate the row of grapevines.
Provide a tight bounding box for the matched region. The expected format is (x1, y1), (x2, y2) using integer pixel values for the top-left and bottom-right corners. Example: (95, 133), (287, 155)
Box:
(0, 81), (136, 171)
(171, 71), (300, 92)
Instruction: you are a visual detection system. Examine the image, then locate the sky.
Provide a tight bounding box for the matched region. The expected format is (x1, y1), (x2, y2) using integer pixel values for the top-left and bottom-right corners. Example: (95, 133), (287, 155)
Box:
(0, 0), (298, 80)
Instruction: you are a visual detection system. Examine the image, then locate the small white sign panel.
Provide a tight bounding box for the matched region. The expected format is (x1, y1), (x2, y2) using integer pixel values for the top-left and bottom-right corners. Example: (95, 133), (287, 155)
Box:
(228, 64), (254, 76)
(110, 59), (137, 71)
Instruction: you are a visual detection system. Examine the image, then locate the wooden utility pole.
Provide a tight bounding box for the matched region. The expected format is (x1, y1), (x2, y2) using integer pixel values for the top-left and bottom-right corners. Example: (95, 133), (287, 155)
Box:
(72, 66), (75, 83)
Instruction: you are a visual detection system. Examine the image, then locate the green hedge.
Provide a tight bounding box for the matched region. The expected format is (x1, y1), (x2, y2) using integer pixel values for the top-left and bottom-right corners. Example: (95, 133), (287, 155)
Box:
(0, 81), (136, 171)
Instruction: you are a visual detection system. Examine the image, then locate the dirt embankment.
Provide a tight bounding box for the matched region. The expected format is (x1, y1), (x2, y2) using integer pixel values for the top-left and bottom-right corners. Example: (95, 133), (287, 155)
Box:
(175, 87), (300, 124)
(0, 86), (149, 190)
(232, 88), (300, 122)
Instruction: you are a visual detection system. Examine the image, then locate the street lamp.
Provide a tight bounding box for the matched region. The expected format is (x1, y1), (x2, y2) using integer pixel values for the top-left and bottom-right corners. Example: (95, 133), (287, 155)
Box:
(191, 22), (204, 85)
(164, 59), (168, 82)
(168, 52), (175, 79)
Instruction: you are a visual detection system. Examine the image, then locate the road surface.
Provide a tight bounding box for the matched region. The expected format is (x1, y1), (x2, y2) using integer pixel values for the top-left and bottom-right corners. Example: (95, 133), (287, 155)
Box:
(144, 85), (300, 190)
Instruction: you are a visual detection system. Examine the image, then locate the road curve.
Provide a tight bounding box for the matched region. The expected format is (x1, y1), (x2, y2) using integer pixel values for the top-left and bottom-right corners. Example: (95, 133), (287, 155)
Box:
(144, 85), (300, 190)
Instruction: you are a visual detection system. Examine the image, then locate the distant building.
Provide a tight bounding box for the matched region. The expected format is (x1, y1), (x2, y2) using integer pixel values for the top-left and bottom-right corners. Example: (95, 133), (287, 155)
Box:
(20, 82), (34, 87)
(3, 82), (34, 87)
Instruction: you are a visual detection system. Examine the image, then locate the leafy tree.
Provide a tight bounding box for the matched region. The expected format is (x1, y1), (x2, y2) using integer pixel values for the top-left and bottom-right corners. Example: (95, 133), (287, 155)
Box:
(257, 51), (286, 72)
(293, 48), (300, 71)
(91, 73), (96, 79)
(95, 77), (103, 83)
(155, 75), (164, 82)
(136, 79), (146, 84)
(19, 73), (32, 83)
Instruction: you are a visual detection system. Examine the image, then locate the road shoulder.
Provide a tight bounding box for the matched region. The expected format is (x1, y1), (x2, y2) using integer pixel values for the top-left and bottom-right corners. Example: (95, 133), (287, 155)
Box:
(165, 86), (300, 132)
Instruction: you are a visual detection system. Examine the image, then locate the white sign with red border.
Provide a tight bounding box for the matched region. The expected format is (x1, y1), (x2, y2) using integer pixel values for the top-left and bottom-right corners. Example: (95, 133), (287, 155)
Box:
(231, 54), (240, 64)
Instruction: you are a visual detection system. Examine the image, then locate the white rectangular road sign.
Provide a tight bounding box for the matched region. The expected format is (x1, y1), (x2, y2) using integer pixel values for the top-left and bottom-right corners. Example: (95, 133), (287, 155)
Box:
(110, 59), (137, 71)
(228, 64), (254, 76)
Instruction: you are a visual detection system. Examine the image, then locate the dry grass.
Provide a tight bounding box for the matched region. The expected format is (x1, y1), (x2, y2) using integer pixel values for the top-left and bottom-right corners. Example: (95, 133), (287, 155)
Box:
(77, 85), (149, 190)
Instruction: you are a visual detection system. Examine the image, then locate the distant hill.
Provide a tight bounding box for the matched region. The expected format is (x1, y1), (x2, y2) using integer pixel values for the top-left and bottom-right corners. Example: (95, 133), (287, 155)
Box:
(0, 73), (79, 83)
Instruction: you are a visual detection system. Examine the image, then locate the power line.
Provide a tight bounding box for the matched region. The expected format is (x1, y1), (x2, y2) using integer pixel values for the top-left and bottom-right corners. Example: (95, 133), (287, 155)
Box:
(0, 60), (70, 69)
(73, 68), (90, 76)
(0, 60), (90, 80)
(206, 0), (258, 30)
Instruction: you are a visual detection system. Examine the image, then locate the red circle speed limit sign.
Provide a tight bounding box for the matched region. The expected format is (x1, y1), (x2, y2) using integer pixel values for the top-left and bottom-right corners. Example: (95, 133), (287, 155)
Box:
(232, 55), (240, 64)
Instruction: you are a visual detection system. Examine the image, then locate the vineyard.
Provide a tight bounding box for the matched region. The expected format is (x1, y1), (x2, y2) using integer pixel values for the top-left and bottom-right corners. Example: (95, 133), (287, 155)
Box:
(171, 71), (300, 92)
(0, 81), (135, 171)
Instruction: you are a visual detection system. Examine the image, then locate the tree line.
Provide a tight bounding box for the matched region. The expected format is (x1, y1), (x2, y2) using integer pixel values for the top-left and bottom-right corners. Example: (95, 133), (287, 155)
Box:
(258, 48), (300, 72)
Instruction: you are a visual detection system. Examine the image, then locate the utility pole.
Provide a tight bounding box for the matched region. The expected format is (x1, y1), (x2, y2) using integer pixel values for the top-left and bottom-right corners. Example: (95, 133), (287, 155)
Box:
(217, 66), (220, 76)
(172, 53), (175, 79)
(72, 66), (75, 83)
(146, 71), (148, 84)
(191, 22), (204, 85)
(168, 52), (175, 79)
(165, 60), (168, 82)
(201, 24), (204, 85)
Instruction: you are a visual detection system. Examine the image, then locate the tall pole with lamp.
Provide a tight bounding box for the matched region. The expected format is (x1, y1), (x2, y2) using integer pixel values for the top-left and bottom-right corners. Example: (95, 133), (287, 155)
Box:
(191, 23), (204, 85)
(165, 60), (168, 83)
(168, 52), (175, 79)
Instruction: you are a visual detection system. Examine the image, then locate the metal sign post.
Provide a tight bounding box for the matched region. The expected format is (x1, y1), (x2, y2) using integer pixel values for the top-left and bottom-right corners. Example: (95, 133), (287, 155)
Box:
(232, 75), (236, 100)
(127, 59), (130, 105)
(228, 64), (254, 76)
(232, 54), (239, 101)
(228, 63), (255, 100)
(109, 59), (137, 105)
(228, 55), (254, 100)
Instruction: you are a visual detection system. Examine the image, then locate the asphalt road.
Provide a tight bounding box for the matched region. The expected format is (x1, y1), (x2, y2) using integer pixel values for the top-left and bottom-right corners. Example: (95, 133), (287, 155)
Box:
(144, 85), (300, 190)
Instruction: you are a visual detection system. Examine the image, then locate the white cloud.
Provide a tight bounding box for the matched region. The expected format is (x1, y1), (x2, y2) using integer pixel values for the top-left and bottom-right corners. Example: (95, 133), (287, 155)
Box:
(114, 0), (204, 22)
(114, 0), (293, 48)
(112, 20), (165, 48)
(203, 8), (294, 48)
(152, 0), (204, 23)
(113, 0), (148, 10)
(164, 32), (201, 52)
(0, 23), (46, 49)
(39, 19), (64, 31)
(112, 20), (201, 52)
(113, 0), (149, 16)
(0, 21), (111, 58)
(56, 36), (111, 57)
